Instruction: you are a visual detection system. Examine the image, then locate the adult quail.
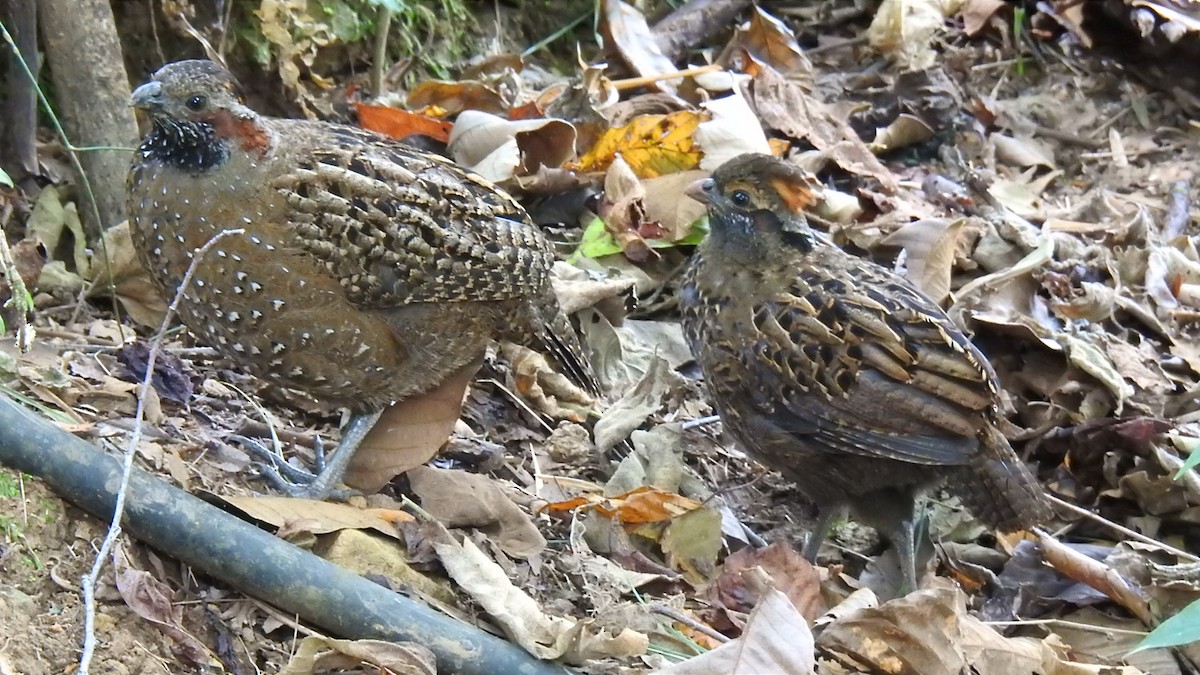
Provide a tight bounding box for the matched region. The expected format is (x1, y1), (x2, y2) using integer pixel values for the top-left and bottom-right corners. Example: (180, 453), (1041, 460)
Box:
(679, 153), (1050, 590)
(127, 60), (595, 499)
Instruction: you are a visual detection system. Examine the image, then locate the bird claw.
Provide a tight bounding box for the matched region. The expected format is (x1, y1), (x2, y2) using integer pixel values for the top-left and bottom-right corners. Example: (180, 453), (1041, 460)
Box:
(231, 434), (358, 501)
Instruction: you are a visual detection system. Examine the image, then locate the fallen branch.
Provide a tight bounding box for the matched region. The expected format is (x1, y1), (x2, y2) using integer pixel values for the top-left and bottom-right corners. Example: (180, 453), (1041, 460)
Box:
(0, 395), (570, 675)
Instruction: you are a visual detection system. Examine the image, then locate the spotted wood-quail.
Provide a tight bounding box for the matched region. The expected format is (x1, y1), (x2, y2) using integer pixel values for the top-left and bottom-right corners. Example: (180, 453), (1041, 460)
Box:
(679, 154), (1050, 591)
(127, 60), (595, 499)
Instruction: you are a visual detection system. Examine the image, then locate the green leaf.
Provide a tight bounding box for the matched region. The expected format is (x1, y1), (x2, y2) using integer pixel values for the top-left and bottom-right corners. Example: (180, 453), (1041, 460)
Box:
(574, 215), (624, 260)
(572, 214), (709, 261)
(1131, 597), (1200, 653)
(0, 168), (12, 188)
(1172, 435), (1200, 478)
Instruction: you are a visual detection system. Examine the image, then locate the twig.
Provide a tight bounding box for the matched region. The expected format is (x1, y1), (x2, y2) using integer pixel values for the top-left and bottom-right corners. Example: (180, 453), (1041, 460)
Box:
(649, 603), (730, 644)
(370, 7), (392, 96)
(986, 617), (1148, 635)
(78, 228), (244, 675)
(522, 10), (591, 58)
(1046, 495), (1200, 562)
(681, 415), (720, 430)
(611, 64), (724, 91)
(478, 378), (554, 434)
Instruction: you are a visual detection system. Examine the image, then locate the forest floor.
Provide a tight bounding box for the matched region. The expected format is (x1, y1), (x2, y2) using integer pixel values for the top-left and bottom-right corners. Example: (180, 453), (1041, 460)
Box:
(2, 1), (1200, 673)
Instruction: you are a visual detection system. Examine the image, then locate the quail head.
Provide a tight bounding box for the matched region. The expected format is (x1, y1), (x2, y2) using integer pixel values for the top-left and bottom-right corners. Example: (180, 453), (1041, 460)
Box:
(679, 153), (1050, 591)
(127, 60), (596, 499)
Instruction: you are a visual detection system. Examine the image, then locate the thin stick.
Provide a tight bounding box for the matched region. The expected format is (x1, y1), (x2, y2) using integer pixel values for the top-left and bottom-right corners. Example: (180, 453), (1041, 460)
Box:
(611, 64), (724, 91)
(1046, 495), (1199, 562)
(521, 10), (590, 58)
(78, 228), (244, 675)
(649, 603), (730, 644)
(370, 7), (392, 96)
(681, 415), (720, 430)
(985, 617), (1148, 636)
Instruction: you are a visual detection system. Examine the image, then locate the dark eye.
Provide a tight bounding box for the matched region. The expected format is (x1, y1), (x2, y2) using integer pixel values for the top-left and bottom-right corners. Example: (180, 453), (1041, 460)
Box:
(186, 95), (206, 111)
(731, 190), (751, 207)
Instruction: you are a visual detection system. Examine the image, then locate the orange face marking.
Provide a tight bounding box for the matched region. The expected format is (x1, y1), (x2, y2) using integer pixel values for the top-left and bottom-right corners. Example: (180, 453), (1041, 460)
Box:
(207, 110), (270, 155)
(768, 176), (818, 214)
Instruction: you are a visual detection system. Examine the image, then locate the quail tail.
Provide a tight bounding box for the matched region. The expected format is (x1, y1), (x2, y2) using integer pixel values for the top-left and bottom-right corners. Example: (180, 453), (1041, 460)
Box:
(527, 291), (599, 396)
(952, 427), (1051, 532)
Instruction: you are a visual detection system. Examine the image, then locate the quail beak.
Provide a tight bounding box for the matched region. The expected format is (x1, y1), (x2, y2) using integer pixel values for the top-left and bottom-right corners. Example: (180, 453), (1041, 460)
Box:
(130, 80), (164, 111)
(686, 177), (715, 205)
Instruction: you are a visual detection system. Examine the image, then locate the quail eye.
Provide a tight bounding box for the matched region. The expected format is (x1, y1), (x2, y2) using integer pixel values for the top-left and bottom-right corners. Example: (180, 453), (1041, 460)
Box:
(731, 190), (751, 207)
(186, 95), (207, 111)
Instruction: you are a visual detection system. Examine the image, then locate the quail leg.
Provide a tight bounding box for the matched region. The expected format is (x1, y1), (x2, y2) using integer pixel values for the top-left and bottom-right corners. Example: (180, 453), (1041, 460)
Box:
(238, 410), (383, 500)
(801, 506), (845, 562)
(859, 488), (925, 594)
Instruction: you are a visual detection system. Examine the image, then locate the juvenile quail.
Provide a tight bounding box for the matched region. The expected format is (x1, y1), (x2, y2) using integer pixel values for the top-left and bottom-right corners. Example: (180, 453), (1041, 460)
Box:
(679, 154), (1049, 590)
(127, 60), (595, 499)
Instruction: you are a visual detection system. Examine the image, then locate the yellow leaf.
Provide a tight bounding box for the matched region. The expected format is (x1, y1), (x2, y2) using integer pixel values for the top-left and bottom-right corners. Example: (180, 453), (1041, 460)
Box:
(575, 111), (704, 178)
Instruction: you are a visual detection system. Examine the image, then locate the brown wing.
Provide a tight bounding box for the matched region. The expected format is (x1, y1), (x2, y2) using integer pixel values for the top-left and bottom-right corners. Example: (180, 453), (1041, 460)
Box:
(269, 122), (554, 308)
(741, 257), (1000, 466)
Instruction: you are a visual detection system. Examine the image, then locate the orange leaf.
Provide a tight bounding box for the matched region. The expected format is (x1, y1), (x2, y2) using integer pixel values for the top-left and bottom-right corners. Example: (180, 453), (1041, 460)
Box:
(543, 486), (703, 524)
(355, 103), (453, 144)
(596, 486), (703, 523)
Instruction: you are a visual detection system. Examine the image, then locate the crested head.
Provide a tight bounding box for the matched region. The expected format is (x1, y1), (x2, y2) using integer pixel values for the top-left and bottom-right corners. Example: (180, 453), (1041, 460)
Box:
(687, 153), (824, 262)
(131, 60), (269, 172)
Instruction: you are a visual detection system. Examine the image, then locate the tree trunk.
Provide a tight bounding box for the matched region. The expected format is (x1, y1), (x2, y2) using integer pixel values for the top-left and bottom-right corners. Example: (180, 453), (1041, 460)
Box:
(38, 0), (139, 235)
(2, 0), (39, 182)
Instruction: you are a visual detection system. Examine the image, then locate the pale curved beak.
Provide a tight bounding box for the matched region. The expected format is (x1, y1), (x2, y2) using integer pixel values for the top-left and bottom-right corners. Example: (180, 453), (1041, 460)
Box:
(686, 177), (714, 204)
(130, 81), (163, 110)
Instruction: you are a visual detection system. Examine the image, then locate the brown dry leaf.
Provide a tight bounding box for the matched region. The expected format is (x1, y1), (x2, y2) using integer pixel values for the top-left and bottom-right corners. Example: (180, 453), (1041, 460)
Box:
(447, 110), (576, 182)
(749, 66), (898, 190)
(641, 170), (709, 241)
(990, 133), (1057, 169)
(1039, 534), (1155, 625)
(344, 360), (475, 492)
(500, 342), (593, 421)
(593, 355), (684, 451)
(112, 543), (220, 669)
(407, 80), (507, 116)
(575, 111), (703, 178)
(407, 465), (546, 559)
(0, 238), (45, 297)
(738, 6), (811, 75)
(598, 155), (654, 262)
(695, 93), (773, 170)
(219, 495), (410, 539)
(314, 529), (455, 605)
(718, 542), (827, 623)
(1057, 333), (1135, 414)
(817, 585), (968, 675)
(961, 0), (1009, 35)
(88, 222), (167, 328)
(354, 103), (452, 144)
(867, 0), (967, 70)
(602, 0), (680, 93)
(881, 218), (966, 303)
(659, 569), (815, 674)
(278, 636), (435, 675)
(429, 525), (648, 662)
(871, 113), (936, 152)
